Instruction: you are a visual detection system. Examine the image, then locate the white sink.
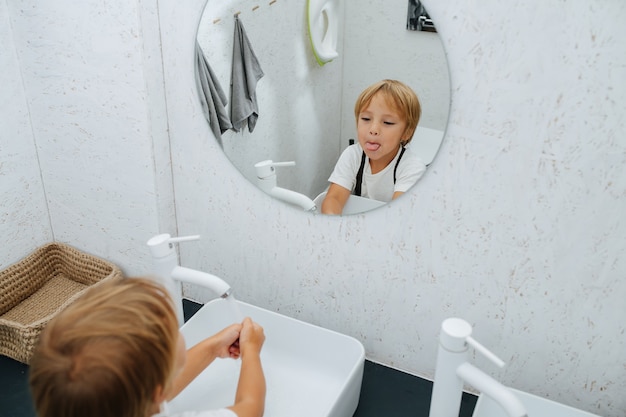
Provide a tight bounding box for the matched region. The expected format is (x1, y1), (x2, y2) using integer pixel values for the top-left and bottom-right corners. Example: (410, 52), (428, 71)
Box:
(473, 387), (601, 417)
(313, 191), (386, 214)
(168, 298), (365, 417)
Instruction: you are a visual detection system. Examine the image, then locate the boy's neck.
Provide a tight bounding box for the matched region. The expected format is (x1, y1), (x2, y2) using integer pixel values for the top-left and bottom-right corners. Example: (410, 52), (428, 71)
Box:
(369, 146), (402, 174)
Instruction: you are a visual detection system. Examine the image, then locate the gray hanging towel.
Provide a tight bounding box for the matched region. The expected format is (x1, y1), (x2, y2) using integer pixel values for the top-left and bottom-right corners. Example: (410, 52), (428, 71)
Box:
(230, 16), (264, 133)
(195, 41), (232, 144)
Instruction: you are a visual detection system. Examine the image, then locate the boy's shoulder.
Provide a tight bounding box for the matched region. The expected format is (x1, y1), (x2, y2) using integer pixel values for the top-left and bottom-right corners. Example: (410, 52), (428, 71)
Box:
(401, 146), (426, 166)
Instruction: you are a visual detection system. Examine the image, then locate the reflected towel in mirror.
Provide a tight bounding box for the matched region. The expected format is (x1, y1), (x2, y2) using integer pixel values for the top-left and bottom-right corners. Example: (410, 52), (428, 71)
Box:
(195, 41), (232, 144)
(230, 16), (264, 133)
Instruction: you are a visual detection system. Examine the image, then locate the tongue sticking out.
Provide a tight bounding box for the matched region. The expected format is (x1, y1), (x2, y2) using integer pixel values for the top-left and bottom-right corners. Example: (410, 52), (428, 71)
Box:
(365, 142), (380, 152)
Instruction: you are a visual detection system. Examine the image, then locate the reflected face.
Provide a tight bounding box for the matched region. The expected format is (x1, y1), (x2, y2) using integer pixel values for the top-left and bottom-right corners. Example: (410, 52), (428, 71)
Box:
(357, 93), (411, 172)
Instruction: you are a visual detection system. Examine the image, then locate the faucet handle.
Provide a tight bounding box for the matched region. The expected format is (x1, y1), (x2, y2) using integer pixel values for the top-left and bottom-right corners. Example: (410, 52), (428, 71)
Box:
(440, 318), (506, 368)
(254, 160), (296, 179)
(270, 161), (296, 167)
(147, 233), (200, 258)
(466, 336), (505, 368)
(169, 235), (201, 244)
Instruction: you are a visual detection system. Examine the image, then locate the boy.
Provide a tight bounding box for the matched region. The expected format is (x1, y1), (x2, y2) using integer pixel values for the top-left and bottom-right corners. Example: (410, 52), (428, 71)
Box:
(322, 80), (426, 214)
(29, 277), (266, 417)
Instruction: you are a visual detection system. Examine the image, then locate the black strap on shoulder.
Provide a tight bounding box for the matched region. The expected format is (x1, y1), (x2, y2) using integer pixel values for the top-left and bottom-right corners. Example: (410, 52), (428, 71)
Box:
(354, 151), (366, 196)
(393, 147), (407, 184)
(354, 146), (406, 196)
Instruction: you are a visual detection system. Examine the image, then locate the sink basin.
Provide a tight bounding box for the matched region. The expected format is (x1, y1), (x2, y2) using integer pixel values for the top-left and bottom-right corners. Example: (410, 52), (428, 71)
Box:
(313, 191), (386, 214)
(168, 298), (365, 417)
(472, 387), (601, 417)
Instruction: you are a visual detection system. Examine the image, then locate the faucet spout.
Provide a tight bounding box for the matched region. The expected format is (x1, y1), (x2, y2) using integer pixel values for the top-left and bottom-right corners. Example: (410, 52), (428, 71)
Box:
(147, 233), (235, 326)
(254, 159), (317, 211)
(457, 363), (527, 417)
(268, 186), (317, 211)
(171, 266), (232, 298)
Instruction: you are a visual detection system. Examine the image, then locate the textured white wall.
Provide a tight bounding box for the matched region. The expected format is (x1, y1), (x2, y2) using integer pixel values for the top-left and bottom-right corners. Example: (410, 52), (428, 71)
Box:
(1, 0), (174, 274)
(167, 1), (626, 416)
(0, 0), (52, 266)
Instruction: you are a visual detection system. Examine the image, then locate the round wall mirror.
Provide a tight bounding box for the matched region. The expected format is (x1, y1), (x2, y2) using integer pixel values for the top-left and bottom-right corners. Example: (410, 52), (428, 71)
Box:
(195, 0), (450, 214)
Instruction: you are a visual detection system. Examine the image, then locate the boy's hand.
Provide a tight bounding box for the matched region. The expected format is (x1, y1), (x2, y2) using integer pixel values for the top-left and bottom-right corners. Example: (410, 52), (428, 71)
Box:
(210, 323), (243, 359)
(238, 317), (265, 357)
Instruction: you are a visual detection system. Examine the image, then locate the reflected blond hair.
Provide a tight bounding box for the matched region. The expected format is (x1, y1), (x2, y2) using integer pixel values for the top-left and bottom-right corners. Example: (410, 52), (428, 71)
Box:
(354, 79), (422, 145)
(29, 277), (179, 417)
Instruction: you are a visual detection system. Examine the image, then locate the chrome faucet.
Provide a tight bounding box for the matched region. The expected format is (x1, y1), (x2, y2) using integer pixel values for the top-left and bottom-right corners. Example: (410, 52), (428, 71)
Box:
(147, 233), (232, 326)
(428, 318), (527, 417)
(254, 160), (317, 211)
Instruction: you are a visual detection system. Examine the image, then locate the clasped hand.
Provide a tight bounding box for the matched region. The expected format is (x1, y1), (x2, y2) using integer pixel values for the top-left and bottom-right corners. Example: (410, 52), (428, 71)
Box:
(210, 317), (265, 359)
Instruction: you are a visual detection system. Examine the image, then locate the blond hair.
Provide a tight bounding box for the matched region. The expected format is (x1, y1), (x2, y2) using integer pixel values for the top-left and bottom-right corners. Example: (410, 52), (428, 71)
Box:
(354, 79), (422, 145)
(29, 277), (179, 417)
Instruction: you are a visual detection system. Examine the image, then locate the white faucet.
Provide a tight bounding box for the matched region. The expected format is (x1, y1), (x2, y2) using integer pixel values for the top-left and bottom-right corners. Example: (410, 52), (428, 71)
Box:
(429, 318), (527, 417)
(254, 160), (317, 211)
(147, 233), (232, 326)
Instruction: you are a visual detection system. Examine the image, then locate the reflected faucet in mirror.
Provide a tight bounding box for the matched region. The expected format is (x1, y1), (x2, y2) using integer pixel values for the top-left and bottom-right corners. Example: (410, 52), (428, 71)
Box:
(254, 160), (317, 211)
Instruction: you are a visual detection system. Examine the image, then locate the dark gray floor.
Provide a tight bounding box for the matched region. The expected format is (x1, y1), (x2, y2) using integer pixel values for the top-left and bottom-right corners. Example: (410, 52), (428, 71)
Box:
(0, 299), (476, 417)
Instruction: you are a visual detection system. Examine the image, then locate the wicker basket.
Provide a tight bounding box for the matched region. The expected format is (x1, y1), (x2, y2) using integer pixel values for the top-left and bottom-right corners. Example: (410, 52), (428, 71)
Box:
(0, 242), (123, 363)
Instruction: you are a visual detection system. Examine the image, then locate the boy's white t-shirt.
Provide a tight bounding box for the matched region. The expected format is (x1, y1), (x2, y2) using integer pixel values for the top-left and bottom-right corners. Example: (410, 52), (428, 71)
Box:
(327, 144), (426, 202)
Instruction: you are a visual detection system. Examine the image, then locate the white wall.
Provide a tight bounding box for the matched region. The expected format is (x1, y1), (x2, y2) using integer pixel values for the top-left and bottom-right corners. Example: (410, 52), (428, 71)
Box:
(0, 0), (52, 265)
(0, 0), (175, 274)
(1, 0), (624, 416)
